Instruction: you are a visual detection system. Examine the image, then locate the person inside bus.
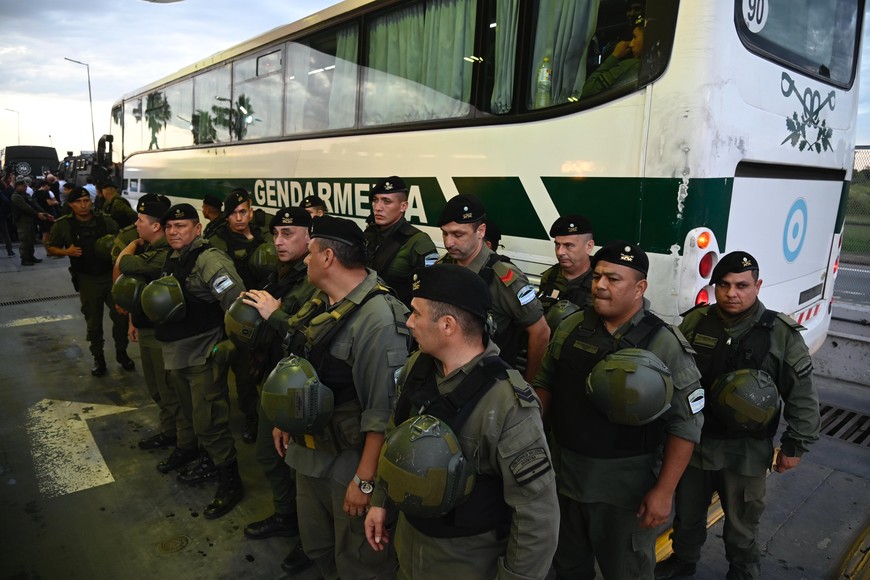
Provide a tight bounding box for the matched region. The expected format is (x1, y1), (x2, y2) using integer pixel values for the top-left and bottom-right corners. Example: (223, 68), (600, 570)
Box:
(581, 13), (644, 98)
(301, 195), (327, 218)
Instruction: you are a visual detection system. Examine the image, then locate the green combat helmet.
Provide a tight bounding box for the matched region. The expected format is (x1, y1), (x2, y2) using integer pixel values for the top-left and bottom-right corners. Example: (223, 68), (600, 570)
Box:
(261, 356), (334, 435)
(377, 414), (476, 518)
(544, 299), (581, 333)
(93, 233), (116, 263)
(140, 275), (187, 323)
(111, 273), (147, 315)
(710, 368), (780, 432)
(248, 242), (279, 282)
(585, 348), (673, 426)
(225, 298), (266, 349)
(111, 225), (139, 262)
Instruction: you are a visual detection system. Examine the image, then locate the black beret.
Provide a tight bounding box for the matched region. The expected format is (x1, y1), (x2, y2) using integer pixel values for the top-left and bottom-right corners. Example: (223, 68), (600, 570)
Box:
(137, 194), (171, 219)
(162, 203), (199, 226)
(100, 181), (117, 190)
(592, 240), (649, 276)
(202, 193), (223, 210)
(310, 215), (365, 247)
(550, 214), (592, 237)
(302, 195), (326, 209)
(412, 264), (491, 320)
(14, 179), (26, 186)
(370, 176), (408, 197)
(711, 251), (759, 284)
(484, 219), (502, 248)
(437, 195), (486, 226)
(67, 187), (90, 203)
(270, 207), (312, 231)
(223, 188), (251, 214)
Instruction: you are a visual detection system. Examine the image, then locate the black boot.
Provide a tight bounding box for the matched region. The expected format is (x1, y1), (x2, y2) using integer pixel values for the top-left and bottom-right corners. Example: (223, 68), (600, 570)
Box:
(244, 512), (299, 540)
(655, 556), (697, 579)
(116, 350), (135, 371)
(91, 355), (107, 377)
(242, 414), (258, 444)
(157, 447), (199, 474)
(281, 542), (315, 575)
(204, 461), (244, 519)
(177, 452), (219, 485)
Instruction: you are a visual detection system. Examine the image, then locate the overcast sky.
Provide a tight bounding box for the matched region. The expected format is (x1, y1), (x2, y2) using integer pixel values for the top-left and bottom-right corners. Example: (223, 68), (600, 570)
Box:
(1, 0), (869, 160)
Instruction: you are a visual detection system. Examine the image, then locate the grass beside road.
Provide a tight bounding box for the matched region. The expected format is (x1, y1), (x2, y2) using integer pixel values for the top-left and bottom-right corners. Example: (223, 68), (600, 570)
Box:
(845, 180), (870, 256)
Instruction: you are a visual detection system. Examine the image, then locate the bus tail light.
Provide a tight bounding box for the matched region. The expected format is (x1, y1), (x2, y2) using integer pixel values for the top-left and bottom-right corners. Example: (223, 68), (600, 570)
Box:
(678, 228), (720, 314)
(833, 256), (839, 276)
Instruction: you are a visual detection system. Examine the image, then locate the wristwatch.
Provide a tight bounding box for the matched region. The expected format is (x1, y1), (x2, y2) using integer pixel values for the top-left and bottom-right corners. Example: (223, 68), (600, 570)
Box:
(354, 474), (375, 495)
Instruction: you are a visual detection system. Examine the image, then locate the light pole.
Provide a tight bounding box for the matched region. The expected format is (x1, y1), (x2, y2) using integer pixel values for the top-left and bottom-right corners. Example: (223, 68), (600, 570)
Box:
(4, 108), (20, 145)
(64, 57), (96, 152)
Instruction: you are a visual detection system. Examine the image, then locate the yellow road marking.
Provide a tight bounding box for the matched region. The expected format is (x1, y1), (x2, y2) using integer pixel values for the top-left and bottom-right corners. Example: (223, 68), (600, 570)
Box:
(0, 314), (76, 328)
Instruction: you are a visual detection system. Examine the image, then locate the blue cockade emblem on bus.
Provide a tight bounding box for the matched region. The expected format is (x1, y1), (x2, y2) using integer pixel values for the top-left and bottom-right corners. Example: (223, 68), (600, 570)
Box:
(780, 72), (835, 154)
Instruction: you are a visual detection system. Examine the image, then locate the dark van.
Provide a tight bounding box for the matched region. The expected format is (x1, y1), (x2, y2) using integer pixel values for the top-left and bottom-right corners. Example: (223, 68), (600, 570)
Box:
(1, 145), (60, 178)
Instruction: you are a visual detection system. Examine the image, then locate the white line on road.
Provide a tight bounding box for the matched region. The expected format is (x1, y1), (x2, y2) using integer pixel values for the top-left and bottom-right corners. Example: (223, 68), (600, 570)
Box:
(837, 290), (864, 296)
(839, 267), (870, 275)
(0, 315), (76, 328)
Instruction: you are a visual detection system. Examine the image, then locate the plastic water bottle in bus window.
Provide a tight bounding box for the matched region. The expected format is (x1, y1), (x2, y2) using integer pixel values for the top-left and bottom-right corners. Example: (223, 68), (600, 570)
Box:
(535, 57), (553, 108)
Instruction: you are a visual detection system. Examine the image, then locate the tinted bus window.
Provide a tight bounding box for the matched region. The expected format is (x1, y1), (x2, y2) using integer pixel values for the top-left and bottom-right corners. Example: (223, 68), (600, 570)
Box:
(234, 49), (284, 140)
(362, 0), (478, 126)
(194, 65), (233, 144)
(164, 80), (194, 149)
(124, 98), (144, 155)
(735, 0), (860, 87)
(285, 24), (359, 135)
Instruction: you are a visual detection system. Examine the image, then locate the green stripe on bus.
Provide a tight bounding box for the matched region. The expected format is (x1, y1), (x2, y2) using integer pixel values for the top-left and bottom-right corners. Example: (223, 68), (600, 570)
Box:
(542, 177), (733, 253)
(453, 176), (549, 239)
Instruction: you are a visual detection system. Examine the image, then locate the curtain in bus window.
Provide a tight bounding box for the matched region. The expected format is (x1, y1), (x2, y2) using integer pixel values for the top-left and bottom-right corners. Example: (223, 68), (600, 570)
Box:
(490, 0), (519, 115)
(530, 0), (599, 109)
(329, 26), (359, 129)
(286, 42), (312, 134)
(363, 0), (476, 126)
(124, 99), (144, 155)
(233, 51), (283, 140)
(195, 66), (232, 144)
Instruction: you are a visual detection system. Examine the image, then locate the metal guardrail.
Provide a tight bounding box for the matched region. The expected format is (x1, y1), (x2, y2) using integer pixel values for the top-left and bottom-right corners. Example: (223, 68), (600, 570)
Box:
(846, 146), (870, 261)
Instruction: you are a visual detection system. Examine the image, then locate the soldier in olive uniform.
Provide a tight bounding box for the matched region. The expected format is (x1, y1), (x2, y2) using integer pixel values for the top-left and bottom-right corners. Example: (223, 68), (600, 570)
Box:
(48, 187), (134, 376)
(10, 179), (53, 265)
(201, 193), (225, 240)
(437, 195), (550, 380)
(100, 181), (138, 229)
(656, 252), (819, 580)
(365, 264), (559, 579)
(532, 241), (704, 580)
(538, 214), (596, 314)
(364, 176), (438, 307)
(209, 188), (276, 443)
(114, 194), (180, 451)
(147, 203), (245, 519)
(236, 207), (319, 576)
(271, 216), (410, 580)
(301, 194), (327, 218)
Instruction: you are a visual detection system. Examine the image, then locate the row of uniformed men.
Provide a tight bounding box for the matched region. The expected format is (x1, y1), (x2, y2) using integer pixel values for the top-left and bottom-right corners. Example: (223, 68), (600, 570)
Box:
(50, 177), (820, 579)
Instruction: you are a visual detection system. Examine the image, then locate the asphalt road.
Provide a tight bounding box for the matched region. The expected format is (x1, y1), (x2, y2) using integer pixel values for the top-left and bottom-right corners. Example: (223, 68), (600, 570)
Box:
(835, 262), (870, 305)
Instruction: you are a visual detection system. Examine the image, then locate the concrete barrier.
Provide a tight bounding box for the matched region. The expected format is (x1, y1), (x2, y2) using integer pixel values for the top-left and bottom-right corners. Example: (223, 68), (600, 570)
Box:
(813, 303), (870, 386)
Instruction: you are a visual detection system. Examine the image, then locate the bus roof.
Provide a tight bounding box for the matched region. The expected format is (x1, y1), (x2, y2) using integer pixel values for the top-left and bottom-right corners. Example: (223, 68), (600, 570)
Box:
(118, 0), (381, 103)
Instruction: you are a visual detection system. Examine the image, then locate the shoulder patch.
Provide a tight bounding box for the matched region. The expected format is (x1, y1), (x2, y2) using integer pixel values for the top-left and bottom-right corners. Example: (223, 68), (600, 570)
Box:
(507, 369), (539, 408)
(687, 387), (705, 414)
(794, 355), (813, 378)
(212, 274), (235, 294)
(509, 447), (552, 486)
(423, 251), (439, 267)
(517, 284), (536, 306)
(492, 260), (514, 285)
(776, 312), (807, 332)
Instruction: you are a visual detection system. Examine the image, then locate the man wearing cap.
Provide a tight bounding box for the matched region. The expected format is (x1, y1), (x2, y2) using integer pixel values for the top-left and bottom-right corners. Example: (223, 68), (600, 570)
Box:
(532, 240), (704, 579)
(235, 207), (319, 576)
(437, 194), (550, 380)
(10, 179), (53, 266)
(48, 187), (133, 376)
(301, 195), (327, 218)
(152, 202), (246, 519)
(100, 181), (137, 228)
(272, 215), (410, 579)
(538, 214), (596, 312)
(115, 194), (181, 454)
(364, 176), (438, 307)
(656, 252), (819, 580)
(202, 193), (225, 239)
(365, 263), (559, 579)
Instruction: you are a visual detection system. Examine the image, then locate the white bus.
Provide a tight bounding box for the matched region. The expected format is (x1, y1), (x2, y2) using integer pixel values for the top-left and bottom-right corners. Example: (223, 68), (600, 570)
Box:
(108, 0), (864, 354)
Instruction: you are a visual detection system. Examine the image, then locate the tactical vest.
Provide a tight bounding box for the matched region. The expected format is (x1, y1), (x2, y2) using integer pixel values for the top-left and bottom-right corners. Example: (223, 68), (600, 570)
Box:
(216, 225), (267, 289)
(154, 245), (225, 342)
(103, 197), (134, 228)
(285, 284), (393, 453)
(394, 354), (512, 539)
(365, 221), (421, 304)
(538, 266), (592, 312)
(551, 308), (668, 458)
(479, 253), (525, 367)
(260, 264), (309, 370)
(689, 308), (781, 439)
(129, 242), (170, 331)
(68, 215), (112, 276)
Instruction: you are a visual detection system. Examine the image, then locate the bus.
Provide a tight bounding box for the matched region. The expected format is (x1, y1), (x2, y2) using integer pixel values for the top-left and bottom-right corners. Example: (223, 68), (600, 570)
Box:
(107, 0), (864, 354)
